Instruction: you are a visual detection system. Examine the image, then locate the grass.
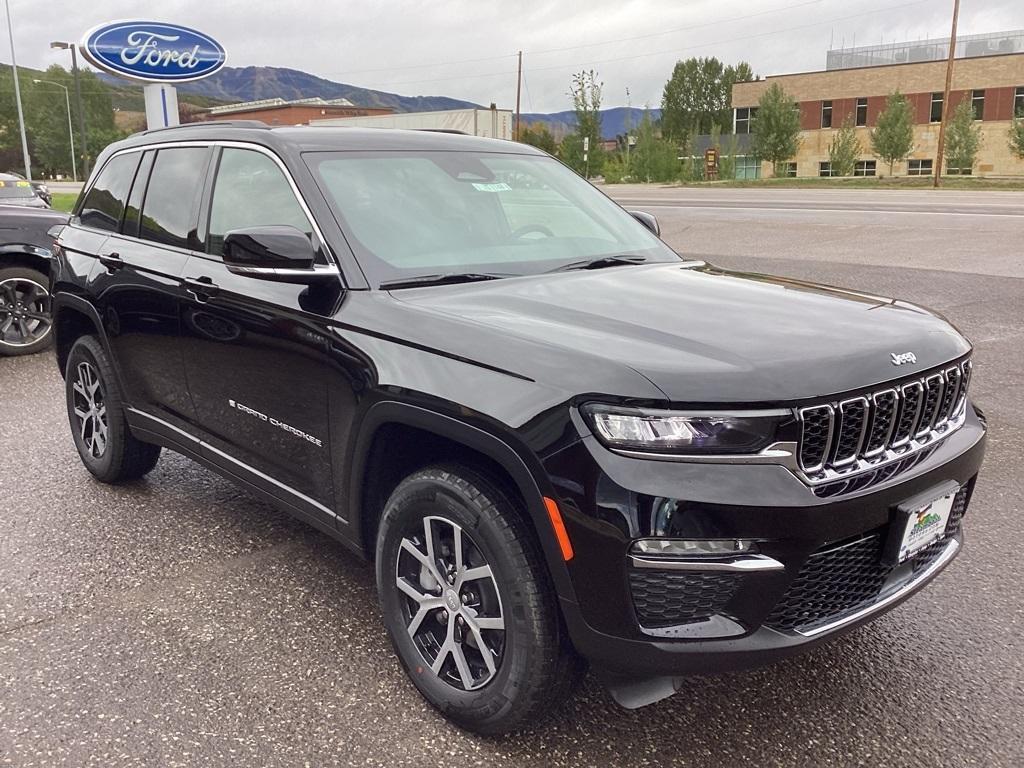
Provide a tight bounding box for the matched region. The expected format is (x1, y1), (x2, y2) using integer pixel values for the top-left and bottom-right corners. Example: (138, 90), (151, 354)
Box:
(50, 193), (78, 213)
(675, 175), (1024, 191)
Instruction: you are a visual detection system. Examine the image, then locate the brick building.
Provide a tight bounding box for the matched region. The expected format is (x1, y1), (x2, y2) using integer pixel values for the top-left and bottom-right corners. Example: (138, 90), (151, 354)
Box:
(731, 39), (1024, 178)
(199, 97), (393, 126)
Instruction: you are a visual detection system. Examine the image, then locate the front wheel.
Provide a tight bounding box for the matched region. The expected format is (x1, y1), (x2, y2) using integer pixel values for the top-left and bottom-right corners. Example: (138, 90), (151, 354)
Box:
(376, 465), (581, 734)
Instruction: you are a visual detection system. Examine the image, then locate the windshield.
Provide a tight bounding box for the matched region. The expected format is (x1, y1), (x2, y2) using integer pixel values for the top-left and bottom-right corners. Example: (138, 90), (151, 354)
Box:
(0, 179), (37, 199)
(305, 150), (680, 287)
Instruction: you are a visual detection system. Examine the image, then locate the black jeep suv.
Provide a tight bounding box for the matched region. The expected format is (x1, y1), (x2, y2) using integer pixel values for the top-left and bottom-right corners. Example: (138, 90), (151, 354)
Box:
(50, 122), (986, 734)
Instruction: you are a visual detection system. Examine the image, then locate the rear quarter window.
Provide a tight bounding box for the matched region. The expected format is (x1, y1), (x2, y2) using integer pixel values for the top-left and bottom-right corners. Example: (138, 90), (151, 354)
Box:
(78, 153), (141, 232)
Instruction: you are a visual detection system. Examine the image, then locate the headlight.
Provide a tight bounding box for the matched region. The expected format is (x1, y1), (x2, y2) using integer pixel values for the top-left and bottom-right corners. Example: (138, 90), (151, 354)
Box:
(580, 404), (785, 454)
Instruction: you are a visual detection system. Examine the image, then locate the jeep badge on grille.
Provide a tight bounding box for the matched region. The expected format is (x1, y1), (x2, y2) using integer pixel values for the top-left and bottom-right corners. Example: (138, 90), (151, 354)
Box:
(891, 351), (917, 366)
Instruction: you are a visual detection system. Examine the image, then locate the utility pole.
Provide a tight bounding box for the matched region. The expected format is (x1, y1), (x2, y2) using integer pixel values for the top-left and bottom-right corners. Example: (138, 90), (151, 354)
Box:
(3, 0), (32, 180)
(934, 0), (960, 188)
(514, 50), (522, 141)
(51, 41), (90, 178)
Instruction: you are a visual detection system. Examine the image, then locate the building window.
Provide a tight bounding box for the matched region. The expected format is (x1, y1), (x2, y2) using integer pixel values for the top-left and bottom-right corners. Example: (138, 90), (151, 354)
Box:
(1016, 86), (1024, 117)
(821, 100), (832, 129)
(734, 155), (761, 180)
(780, 162), (797, 178)
(972, 89), (985, 120)
(947, 165), (972, 176)
(930, 92), (944, 123)
(818, 161), (835, 177)
(735, 107), (756, 134)
(856, 97), (868, 127)
(854, 160), (876, 177)
(908, 159), (933, 176)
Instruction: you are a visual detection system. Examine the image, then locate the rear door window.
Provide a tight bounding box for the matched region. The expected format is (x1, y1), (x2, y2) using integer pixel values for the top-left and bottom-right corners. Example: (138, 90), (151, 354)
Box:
(139, 147), (211, 250)
(78, 153), (141, 232)
(121, 151), (155, 238)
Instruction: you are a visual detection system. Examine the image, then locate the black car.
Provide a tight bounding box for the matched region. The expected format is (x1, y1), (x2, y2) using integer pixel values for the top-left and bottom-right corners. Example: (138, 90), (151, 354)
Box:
(1, 204), (69, 355)
(49, 122), (986, 734)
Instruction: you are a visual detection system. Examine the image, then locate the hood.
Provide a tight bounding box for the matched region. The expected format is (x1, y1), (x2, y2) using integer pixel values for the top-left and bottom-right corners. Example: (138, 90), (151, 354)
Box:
(392, 263), (970, 404)
(0, 196), (48, 208)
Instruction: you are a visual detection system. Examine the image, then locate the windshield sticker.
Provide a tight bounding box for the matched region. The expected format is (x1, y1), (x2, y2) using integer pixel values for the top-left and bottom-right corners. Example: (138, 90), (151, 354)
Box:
(471, 182), (511, 192)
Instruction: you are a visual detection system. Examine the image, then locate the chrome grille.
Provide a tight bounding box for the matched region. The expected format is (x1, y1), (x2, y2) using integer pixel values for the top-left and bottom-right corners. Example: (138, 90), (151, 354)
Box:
(833, 398), (867, 465)
(798, 405), (833, 472)
(797, 358), (972, 483)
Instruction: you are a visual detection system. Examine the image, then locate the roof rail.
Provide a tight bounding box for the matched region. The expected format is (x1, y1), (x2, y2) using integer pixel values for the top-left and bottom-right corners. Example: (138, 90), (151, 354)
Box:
(415, 129), (470, 135)
(142, 120), (270, 135)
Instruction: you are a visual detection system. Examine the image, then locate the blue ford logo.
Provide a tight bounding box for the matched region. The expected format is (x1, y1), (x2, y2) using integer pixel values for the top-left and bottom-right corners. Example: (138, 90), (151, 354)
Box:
(81, 21), (226, 83)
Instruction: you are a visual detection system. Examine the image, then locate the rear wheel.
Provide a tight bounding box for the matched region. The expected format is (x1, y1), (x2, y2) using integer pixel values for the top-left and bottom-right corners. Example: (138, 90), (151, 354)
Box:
(65, 335), (161, 483)
(376, 465), (581, 734)
(0, 266), (53, 356)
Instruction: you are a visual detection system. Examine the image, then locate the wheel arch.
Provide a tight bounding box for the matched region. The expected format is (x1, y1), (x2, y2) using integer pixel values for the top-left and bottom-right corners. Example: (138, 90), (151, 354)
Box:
(0, 244), (53, 277)
(52, 294), (107, 377)
(349, 400), (579, 604)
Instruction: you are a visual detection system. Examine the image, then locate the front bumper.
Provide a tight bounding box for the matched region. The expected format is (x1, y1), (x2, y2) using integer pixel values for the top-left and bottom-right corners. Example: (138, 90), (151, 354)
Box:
(542, 403), (986, 689)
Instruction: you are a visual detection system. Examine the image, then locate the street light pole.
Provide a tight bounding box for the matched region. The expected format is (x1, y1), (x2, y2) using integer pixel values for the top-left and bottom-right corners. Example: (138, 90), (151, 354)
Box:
(51, 41), (90, 178)
(33, 79), (77, 181)
(3, 0), (33, 180)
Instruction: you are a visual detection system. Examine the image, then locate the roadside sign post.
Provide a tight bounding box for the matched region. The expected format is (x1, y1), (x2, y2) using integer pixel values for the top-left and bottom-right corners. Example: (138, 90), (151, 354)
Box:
(704, 148), (720, 181)
(80, 21), (226, 131)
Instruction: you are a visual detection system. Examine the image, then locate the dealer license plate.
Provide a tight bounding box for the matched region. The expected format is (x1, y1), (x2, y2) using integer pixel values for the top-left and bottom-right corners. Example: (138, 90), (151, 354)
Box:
(895, 491), (956, 563)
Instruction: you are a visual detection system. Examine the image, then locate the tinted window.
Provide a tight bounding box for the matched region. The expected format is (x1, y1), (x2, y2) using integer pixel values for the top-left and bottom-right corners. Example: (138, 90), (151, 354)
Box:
(140, 148), (209, 249)
(122, 151), (154, 238)
(79, 153), (140, 232)
(207, 148), (312, 257)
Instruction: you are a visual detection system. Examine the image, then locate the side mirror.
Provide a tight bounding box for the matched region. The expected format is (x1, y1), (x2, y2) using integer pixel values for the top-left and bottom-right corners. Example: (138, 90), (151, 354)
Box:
(628, 210), (660, 237)
(222, 226), (338, 283)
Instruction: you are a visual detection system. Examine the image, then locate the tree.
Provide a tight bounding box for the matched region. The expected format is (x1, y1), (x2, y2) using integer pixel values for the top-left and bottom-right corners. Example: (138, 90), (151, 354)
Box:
(561, 70), (604, 176)
(944, 98), (982, 174)
(828, 117), (861, 177)
(1010, 116), (1024, 160)
(750, 83), (800, 176)
(518, 122), (556, 154)
(630, 109), (679, 183)
(661, 57), (754, 142)
(871, 91), (914, 176)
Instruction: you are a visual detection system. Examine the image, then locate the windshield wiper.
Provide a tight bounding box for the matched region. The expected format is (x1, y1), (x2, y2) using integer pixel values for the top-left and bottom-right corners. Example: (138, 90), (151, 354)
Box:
(379, 272), (512, 290)
(547, 255), (649, 273)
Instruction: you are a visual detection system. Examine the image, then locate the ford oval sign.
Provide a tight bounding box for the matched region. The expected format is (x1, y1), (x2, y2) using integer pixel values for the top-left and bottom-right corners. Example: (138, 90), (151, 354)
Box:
(80, 21), (226, 83)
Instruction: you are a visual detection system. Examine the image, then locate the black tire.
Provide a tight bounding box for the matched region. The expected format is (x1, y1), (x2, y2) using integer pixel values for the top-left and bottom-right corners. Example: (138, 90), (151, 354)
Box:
(65, 335), (161, 483)
(376, 465), (582, 735)
(0, 265), (53, 356)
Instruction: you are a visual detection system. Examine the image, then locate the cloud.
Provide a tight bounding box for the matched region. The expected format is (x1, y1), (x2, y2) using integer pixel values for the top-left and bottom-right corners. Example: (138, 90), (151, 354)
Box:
(6, 0), (1022, 112)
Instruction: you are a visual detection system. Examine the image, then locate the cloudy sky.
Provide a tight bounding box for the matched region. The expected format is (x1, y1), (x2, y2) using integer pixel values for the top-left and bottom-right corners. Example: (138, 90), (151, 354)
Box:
(5, 0), (1024, 112)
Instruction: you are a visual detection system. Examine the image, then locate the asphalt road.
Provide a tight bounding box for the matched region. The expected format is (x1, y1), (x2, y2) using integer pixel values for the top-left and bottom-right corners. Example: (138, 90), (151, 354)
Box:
(2, 187), (1023, 767)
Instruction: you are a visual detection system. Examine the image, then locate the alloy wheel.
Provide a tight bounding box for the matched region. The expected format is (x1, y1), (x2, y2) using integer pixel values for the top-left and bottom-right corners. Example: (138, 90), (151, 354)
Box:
(396, 515), (505, 691)
(0, 277), (51, 347)
(71, 361), (108, 459)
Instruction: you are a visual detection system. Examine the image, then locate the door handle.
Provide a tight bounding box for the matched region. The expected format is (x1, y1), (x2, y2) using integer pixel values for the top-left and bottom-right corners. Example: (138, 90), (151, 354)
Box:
(98, 252), (124, 271)
(183, 276), (221, 301)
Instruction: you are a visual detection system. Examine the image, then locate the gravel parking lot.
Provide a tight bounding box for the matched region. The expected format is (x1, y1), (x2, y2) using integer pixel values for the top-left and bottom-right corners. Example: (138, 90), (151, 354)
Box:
(2, 187), (1022, 767)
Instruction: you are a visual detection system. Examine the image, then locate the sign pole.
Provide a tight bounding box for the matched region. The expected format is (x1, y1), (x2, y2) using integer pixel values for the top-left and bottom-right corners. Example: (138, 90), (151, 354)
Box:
(144, 83), (180, 129)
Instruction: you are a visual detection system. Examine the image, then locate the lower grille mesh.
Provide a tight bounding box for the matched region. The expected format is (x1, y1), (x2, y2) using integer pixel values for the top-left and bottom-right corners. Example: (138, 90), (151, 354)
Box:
(765, 486), (969, 633)
(629, 571), (742, 628)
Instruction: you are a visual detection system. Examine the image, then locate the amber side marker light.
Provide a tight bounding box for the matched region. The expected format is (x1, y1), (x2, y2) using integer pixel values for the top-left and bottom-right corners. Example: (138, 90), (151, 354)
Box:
(544, 497), (574, 561)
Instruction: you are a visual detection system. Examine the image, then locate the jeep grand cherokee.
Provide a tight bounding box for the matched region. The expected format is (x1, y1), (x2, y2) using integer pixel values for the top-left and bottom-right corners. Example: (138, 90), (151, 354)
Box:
(49, 123), (986, 734)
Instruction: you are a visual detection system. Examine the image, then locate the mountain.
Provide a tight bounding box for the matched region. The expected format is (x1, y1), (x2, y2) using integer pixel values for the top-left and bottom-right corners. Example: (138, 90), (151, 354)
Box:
(99, 65), (481, 114)
(520, 107), (662, 141)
